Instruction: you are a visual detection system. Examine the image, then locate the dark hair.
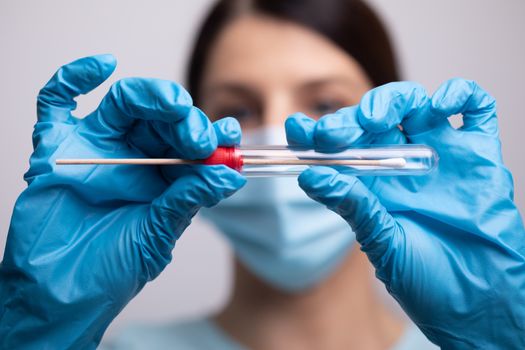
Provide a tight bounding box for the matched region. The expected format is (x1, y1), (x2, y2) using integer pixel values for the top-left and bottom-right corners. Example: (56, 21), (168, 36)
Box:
(187, 0), (400, 105)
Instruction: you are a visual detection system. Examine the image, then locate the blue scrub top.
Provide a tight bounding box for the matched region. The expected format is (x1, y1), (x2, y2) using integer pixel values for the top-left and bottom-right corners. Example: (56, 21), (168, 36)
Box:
(103, 318), (438, 349)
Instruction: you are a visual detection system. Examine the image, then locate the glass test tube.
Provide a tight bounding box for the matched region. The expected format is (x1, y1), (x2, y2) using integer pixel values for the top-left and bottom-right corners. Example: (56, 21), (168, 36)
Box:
(225, 144), (438, 177)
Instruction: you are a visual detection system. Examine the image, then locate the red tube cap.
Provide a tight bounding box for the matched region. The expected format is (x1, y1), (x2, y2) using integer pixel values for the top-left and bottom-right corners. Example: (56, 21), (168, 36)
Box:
(203, 146), (243, 172)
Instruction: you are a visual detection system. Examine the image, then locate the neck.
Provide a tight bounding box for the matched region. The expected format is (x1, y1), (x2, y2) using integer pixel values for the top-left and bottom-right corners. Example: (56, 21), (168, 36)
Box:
(215, 246), (405, 350)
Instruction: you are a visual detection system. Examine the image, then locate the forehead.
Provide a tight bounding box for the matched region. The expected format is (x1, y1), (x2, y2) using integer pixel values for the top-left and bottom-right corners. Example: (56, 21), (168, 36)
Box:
(202, 14), (370, 89)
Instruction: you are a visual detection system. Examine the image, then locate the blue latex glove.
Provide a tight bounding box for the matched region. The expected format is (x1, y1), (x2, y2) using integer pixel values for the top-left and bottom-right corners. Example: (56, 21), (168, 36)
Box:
(286, 79), (525, 348)
(0, 55), (246, 349)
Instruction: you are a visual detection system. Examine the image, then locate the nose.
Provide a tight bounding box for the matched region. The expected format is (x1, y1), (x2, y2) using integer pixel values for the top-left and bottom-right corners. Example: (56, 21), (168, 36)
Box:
(261, 90), (296, 128)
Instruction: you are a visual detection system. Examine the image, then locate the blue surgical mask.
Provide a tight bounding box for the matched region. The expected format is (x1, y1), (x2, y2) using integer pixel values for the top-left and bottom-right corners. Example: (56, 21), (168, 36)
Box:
(199, 126), (356, 292)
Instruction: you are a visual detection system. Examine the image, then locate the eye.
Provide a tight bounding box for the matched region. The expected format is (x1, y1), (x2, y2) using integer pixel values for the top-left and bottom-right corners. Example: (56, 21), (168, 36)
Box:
(309, 99), (345, 116)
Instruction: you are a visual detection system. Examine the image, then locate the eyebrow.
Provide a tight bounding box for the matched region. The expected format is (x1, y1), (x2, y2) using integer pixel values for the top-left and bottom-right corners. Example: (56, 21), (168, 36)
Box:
(202, 76), (360, 98)
(298, 76), (359, 91)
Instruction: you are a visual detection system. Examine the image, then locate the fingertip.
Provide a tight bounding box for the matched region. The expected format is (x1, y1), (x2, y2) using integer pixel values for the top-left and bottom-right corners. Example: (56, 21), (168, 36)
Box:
(314, 106), (363, 148)
(357, 87), (391, 133)
(191, 109), (218, 159)
(213, 117), (242, 146)
(430, 78), (484, 115)
(168, 107), (217, 159)
(430, 78), (497, 134)
(298, 166), (339, 193)
(92, 53), (117, 76)
(285, 112), (316, 146)
(224, 166), (248, 191)
(358, 82), (430, 133)
(68, 55), (117, 94)
(94, 53), (117, 64)
(70, 55), (117, 92)
(298, 167), (361, 213)
(438, 78), (497, 117)
(198, 165), (247, 204)
(170, 82), (194, 107)
(159, 165), (246, 213)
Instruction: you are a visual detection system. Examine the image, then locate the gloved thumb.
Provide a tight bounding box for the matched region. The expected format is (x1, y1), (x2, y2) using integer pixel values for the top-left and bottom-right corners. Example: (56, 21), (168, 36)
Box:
(298, 167), (400, 275)
(140, 167), (246, 280)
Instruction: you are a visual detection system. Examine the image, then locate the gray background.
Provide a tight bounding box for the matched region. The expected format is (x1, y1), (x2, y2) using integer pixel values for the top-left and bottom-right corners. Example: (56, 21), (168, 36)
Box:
(1, 0), (523, 338)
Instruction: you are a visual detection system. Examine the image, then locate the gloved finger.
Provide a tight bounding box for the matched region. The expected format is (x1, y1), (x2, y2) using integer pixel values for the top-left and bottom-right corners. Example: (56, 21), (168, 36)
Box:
(431, 78), (498, 136)
(151, 106), (217, 159)
(142, 166), (246, 278)
(368, 127), (407, 145)
(313, 106), (365, 149)
(285, 112), (316, 147)
(213, 117), (242, 146)
(83, 78), (217, 159)
(357, 82), (443, 135)
(156, 116), (241, 182)
(37, 54), (117, 123)
(148, 115), (240, 162)
(125, 120), (171, 157)
(298, 166), (400, 273)
(286, 108), (406, 152)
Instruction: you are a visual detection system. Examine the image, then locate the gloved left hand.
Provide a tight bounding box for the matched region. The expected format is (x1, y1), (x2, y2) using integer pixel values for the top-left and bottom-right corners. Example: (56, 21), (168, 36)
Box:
(0, 55), (245, 349)
(286, 79), (525, 349)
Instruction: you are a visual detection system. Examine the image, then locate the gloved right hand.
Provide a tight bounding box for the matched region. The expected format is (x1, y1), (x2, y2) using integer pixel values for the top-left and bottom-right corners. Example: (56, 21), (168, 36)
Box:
(286, 80), (525, 349)
(0, 55), (246, 350)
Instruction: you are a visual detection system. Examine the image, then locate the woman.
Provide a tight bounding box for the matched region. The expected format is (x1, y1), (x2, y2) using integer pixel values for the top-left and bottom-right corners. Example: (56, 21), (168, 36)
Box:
(111, 1), (433, 348)
(1, 0), (523, 349)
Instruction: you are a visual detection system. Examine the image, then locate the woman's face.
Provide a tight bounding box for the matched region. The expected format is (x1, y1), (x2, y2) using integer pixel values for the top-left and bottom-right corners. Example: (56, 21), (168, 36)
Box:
(199, 14), (373, 130)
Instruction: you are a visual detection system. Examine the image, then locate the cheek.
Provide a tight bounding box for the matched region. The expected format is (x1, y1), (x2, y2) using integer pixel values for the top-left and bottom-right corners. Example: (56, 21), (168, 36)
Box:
(356, 85), (372, 102)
